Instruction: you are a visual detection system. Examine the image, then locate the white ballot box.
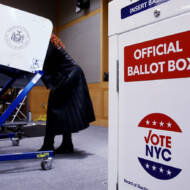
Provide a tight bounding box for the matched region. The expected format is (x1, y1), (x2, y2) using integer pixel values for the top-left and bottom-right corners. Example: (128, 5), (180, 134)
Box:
(108, 0), (190, 190)
(0, 3), (53, 73)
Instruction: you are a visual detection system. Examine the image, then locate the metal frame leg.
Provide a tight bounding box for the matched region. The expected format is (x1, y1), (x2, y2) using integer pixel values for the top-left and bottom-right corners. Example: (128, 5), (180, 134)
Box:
(0, 78), (16, 98)
(0, 71), (44, 127)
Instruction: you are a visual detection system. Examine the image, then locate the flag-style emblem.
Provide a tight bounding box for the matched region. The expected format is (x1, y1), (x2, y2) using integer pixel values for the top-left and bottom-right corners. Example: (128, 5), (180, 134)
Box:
(138, 113), (182, 180)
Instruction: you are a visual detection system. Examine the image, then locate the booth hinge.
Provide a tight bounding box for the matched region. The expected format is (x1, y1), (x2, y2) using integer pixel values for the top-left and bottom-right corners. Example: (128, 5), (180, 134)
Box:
(116, 182), (119, 190)
(116, 60), (119, 93)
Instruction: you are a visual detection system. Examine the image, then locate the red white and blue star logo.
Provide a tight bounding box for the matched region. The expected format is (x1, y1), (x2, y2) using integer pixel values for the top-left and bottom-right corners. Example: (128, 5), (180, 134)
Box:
(138, 113), (182, 180)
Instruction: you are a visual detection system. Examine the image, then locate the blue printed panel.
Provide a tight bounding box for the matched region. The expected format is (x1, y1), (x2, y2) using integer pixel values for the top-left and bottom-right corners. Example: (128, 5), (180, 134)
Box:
(138, 157), (181, 180)
(121, 0), (170, 19)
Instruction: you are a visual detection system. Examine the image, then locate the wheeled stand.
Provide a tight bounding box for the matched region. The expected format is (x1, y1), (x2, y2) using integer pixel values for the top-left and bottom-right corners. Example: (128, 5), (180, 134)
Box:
(0, 71), (53, 170)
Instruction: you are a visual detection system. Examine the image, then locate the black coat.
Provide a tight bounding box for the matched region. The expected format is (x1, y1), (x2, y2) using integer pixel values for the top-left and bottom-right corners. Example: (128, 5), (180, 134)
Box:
(42, 43), (95, 135)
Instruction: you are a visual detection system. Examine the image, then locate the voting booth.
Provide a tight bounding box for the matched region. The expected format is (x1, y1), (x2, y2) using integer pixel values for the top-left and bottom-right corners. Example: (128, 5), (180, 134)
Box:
(0, 4), (53, 170)
(0, 4), (52, 73)
(108, 0), (190, 189)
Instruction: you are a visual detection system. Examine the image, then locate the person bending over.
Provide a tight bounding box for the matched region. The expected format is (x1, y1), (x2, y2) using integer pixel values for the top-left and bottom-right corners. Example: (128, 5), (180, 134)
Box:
(39, 33), (95, 154)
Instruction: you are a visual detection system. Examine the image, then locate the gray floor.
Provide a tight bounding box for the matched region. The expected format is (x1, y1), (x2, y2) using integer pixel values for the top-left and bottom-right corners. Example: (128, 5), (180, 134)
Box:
(0, 126), (108, 190)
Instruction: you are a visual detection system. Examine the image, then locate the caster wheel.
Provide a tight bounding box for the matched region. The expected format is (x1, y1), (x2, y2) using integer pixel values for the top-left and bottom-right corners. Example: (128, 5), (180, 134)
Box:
(41, 157), (53, 170)
(11, 138), (20, 146)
